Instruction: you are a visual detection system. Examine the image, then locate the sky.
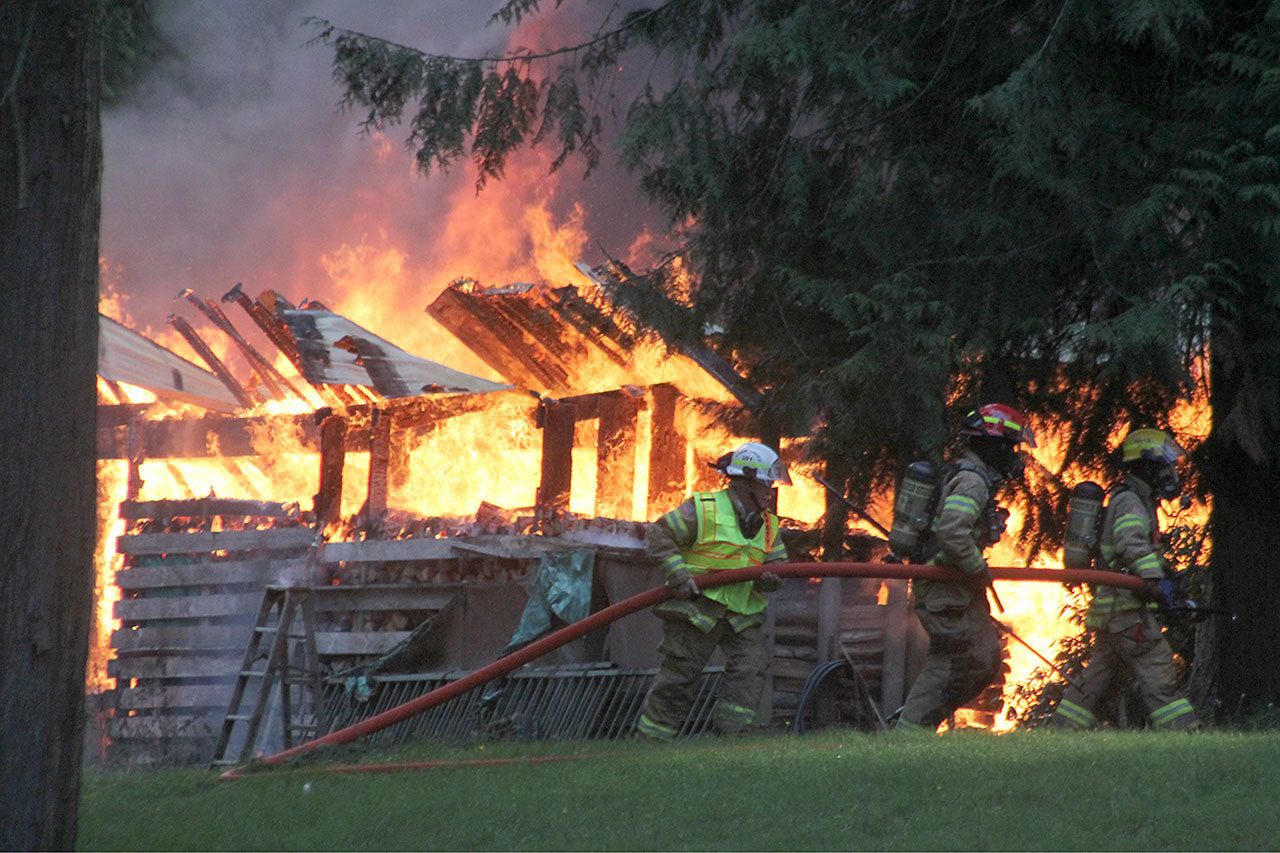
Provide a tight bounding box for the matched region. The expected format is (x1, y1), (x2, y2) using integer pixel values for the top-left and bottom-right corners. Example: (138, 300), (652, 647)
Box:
(100, 0), (662, 360)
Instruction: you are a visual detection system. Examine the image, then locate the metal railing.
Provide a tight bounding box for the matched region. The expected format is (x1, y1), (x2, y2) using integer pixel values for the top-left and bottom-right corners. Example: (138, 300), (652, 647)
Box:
(320, 665), (725, 748)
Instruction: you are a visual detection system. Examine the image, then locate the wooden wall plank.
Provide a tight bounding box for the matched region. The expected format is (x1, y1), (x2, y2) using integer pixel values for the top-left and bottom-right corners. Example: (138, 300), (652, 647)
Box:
(109, 715), (221, 740)
(321, 538), (456, 563)
(114, 592), (264, 622)
(119, 498), (296, 520)
(116, 684), (235, 711)
(108, 654), (240, 681)
(116, 528), (315, 556)
(311, 586), (456, 613)
(315, 631), (412, 656)
(116, 558), (305, 590)
(112, 625), (252, 654)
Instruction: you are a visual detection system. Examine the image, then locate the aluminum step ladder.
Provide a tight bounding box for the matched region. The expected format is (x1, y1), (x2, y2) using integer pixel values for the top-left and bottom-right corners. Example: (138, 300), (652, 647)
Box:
(211, 586), (328, 766)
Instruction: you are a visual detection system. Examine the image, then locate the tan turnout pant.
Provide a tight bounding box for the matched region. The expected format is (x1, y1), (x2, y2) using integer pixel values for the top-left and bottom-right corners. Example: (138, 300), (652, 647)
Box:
(1051, 610), (1197, 730)
(636, 614), (768, 739)
(897, 598), (1001, 731)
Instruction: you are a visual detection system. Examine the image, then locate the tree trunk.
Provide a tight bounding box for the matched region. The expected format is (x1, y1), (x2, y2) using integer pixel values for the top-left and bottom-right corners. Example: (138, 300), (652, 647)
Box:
(1206, 310), (1280, 718)
(0, 1), (102, 849)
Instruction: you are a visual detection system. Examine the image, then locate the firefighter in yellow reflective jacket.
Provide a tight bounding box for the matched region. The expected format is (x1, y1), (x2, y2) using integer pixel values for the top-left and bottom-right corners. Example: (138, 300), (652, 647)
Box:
(896, 404), (1035, 732)
(1051, 428), (1199, 730)
(636, 442), (790, 739)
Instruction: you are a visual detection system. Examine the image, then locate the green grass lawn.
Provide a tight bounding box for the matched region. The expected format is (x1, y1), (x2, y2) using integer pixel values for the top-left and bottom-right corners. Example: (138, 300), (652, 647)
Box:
(79, 731), (1280, 850)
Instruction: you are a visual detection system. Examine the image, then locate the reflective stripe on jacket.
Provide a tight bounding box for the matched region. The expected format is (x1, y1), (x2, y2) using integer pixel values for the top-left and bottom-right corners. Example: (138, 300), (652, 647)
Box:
(1087, 475), (1163, 628)
(683, 490), (779, 616)
(912, 452), (995, 611)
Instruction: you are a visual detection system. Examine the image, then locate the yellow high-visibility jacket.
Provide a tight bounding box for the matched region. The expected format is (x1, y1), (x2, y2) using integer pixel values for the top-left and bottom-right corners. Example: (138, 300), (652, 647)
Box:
(646, 489), (787, 630)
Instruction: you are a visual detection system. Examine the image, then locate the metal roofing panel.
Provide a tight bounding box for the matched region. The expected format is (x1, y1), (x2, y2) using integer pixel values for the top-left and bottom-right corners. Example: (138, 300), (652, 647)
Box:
(279, 309), (510, 398)
(97, 314), (243, 413)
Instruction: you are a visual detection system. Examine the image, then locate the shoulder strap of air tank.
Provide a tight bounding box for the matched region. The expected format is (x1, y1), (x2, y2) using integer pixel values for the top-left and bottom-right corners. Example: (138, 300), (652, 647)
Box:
(949, 459), (997, 498)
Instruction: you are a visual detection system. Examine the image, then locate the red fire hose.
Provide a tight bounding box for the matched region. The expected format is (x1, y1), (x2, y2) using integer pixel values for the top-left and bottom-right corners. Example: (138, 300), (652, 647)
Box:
(226, 563), (1140, 778)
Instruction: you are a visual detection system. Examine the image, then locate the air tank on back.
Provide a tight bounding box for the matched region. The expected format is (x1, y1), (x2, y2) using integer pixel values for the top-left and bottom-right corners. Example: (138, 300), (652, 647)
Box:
(889, 460), (939, 561)
(1064, 481), (1106, 569)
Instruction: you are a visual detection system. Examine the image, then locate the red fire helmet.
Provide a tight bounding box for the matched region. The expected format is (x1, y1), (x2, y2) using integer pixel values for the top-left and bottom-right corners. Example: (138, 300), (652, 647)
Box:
(960, 403), (1037, 447)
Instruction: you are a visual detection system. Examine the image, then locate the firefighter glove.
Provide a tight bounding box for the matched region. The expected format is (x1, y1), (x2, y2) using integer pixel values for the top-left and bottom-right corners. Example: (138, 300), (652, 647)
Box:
(1138, 578), (1178, 610)
(757, 570), (782, 592)
(666, 568), (699, 600)
(967, 564), (994, 590)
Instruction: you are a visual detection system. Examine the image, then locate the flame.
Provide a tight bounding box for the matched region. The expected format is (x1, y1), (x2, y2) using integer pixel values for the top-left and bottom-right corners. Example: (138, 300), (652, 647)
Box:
(89, 461), (128, 693)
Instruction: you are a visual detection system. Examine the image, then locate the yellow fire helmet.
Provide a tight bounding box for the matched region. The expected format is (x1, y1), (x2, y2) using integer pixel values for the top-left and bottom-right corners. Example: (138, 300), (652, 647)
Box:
(1118, 428), (1185, 464)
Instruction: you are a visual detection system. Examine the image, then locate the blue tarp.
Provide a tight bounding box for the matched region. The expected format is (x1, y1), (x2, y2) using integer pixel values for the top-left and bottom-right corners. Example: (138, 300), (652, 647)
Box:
(506, 549), (597, 649)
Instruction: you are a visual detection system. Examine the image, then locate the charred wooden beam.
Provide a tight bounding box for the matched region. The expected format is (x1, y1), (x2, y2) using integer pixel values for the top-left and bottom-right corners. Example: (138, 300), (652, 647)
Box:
(536, 398), (577, 516)
(126, 415), (144, 499)
(96, 392), (500, 460)
(647, 383), (686, 515)
(99, 412), (288, 459)
(222, 282), (304, 371)
(364, 407), (391, 533)
(546, 286), (635, 368)
(181, 288), (308, 401)
(167, 314), (257, 409)
(596, 389), (643, 519)
(118, 497), (297, 520)
(180, 288), (282, 399)
(315, 412), (348, 528)
(96, 403), (152, 431)
(388, 392), (506, 432)
(427, 285), (569, 392)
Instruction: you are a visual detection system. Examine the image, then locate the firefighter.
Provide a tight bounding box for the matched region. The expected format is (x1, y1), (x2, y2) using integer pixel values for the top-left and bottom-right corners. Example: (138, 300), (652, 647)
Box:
(895, 403), (1035, 732)
(636, 442), (790, 739)
(1050, 428), (1199, 731)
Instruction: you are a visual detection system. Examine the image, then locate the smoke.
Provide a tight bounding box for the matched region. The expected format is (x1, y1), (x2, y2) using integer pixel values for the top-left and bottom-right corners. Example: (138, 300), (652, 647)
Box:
(101, 0), (661, 354)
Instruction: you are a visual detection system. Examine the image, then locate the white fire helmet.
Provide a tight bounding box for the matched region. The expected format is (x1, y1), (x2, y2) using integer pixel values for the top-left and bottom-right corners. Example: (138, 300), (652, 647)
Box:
(716, 442), (792, 486)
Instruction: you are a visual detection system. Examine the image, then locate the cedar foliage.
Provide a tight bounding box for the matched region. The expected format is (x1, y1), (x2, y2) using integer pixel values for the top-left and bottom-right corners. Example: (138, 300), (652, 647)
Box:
(313, 1), (1280, 715)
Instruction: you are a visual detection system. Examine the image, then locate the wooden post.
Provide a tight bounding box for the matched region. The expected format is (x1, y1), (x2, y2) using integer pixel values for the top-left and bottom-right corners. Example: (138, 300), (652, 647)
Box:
(817, 457), (851, 666)
(126, 415), (144, 500)
(816, 578), (843, 665)
(595, 390), (642, 519)
(314, 413), (348, 528)
(536, 400), (576, 517)
(647, 384), (686, 515)
(363, 407), (391, 534)
(880, 579), (911, 714)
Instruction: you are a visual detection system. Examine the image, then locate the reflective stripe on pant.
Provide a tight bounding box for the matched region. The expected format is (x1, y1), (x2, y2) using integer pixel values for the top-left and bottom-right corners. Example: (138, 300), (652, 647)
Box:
(636, 714), (678, 740)
(899, 597), (1001, 731)
(638, 614), (769, 737)
(1054, 610), (1197, 730)
(1050, 698), (1098, 729)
